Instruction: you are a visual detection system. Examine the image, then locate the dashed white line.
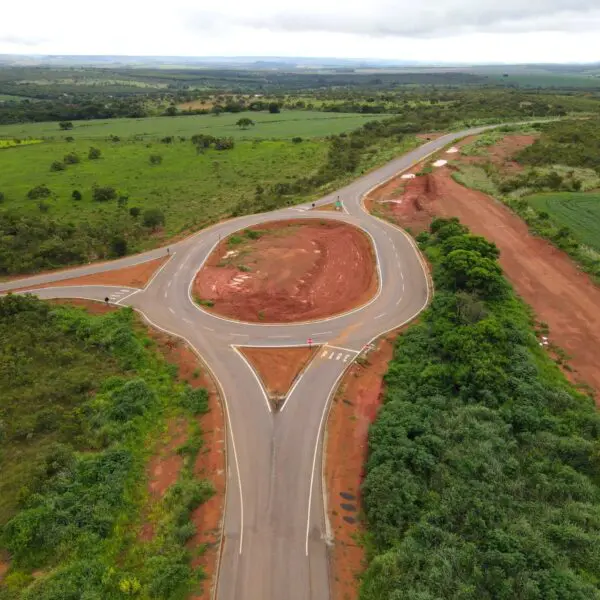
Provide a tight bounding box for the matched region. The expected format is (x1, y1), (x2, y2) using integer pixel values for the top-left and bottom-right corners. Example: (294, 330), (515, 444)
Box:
(374, 312), (386, 320)
(313, 331), (332, 335)
(231, 332), (248, 337)
(166, 280), (172, 289)
(269, 335), (291, 339)
(203, 326), (215, 332)
(168, 307), (175, 314)
(183, 318), (192, 324)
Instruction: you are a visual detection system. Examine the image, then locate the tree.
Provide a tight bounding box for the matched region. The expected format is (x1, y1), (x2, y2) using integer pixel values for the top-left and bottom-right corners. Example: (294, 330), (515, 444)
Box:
(59, 121), (73, 131)
(88, 147), (102, 160)
(50, 160), (66, 172)
(27, 185), (52, 200)
(236, 117), (255, 129)
(71, 190), (82, 201)
(149, 154), (163, 165)
(142, 208), (165, 230)
(110, 236), (128, 257)
(63, 152), (80, 164)
(268, 102), (280, 114)
(92, 186), (117, 202)
(164, 106), (178, 117)
(129, 207), (141, 218)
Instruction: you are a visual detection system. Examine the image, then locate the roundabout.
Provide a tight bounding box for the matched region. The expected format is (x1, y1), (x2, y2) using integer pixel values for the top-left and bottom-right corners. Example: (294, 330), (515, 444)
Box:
(0, 126), (491, 600)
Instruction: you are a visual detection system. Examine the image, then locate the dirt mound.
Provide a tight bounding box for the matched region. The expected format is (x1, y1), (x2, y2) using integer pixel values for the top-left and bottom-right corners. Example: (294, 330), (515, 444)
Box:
(370, 168), (600, 398)
(239, 346), (319, 406)
(193, 220), (377, 323)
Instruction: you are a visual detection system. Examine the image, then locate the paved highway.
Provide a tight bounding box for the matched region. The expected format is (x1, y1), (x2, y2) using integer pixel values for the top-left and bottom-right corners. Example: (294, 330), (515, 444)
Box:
(2, 127), (491, 599)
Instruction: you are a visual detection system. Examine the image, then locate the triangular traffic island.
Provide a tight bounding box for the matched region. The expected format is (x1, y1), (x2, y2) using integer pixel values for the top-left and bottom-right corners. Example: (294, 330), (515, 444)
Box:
(239, 345), (321, 410)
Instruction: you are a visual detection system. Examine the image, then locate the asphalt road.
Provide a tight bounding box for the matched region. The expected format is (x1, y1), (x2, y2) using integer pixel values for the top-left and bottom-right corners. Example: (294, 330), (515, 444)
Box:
(2, 127), (491, 599)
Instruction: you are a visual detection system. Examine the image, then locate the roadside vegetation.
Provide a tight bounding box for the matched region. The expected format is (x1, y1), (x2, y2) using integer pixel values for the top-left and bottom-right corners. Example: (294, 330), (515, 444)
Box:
(450, 120), (600, 283)
(0, 295), (213, 599)
(361, 218), (600, 599)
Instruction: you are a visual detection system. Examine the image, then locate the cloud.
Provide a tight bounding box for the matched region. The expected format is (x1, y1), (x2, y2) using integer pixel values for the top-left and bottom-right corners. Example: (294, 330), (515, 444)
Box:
(186, 0), (600, 39)
(0, 34), (45, 47)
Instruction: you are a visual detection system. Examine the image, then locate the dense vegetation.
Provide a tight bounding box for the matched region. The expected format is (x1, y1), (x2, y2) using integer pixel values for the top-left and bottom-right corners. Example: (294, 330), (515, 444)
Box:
(362, 218), (600, 599)
(0, 296), (213, 599)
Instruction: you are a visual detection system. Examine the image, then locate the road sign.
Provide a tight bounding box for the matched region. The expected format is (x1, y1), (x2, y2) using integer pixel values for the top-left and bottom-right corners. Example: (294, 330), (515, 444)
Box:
(307, 338), (313, 347)
(335, 200), (342, 210)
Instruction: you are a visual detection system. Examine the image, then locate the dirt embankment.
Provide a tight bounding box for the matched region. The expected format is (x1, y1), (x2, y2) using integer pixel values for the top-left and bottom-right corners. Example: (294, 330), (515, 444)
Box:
(326, 332), (398, 600)
(194, 220), (378, 323)
(15, 256), (169, 293)
(49, 300), (225, 599)
(370, 164), (600, 398)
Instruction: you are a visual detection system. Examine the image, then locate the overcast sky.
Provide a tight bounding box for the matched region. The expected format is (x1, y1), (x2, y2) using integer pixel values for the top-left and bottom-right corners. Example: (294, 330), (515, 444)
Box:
(2, 0), (600, 63)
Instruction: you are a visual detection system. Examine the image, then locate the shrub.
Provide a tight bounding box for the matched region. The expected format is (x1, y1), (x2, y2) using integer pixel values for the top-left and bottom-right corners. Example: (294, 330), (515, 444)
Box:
(292, 136), (303, 143)
(26, 184), (52, 200)
(92, 185), (117, 202)
(110, 236), (128, 257)
(0, 191), (4, 203)
(180, 387), (209, 415)
(63, 152), (80, 164)
(142, 208), (165, 229)
(88, 147), (102, 160)
(65, 136), (75, 142)
(50, 160), (65, 172)
(149, 154), (163, 165)
(59, 121), (73, 130)
(129, 206), (140, 218)
(71, 190), (82, 201)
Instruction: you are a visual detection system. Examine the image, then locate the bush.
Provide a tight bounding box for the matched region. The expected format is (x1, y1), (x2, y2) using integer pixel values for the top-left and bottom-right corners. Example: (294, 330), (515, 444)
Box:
(142, 208), (165, 229)
(88, 147), (102, 160)
(71, 190), (82, 201)
(180, 387), (209, 415)
(149, 154), (163, 165)
(92, 185), (117, 202)
(26, 184), (52, 200)
(59, 121), (73, 130)
(292, 136), (303, 143)
(50, 160), (65, 172)
(110, 236), (128, 257)
(0, 191), (4, 203)
(63, 152), (80, 164)
(129, 206), (140, 218)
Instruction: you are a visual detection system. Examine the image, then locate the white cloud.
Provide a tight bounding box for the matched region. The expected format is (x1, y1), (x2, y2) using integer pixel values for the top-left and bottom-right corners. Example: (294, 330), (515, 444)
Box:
(0, 0), (599, 63)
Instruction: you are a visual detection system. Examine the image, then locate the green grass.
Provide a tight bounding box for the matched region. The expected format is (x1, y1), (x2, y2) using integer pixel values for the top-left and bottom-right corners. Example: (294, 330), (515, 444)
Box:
(0, 138), (42, 149)
(526, 192), (600, 251)
(0, 137), (328, 238)
(0, 110), (387, 141)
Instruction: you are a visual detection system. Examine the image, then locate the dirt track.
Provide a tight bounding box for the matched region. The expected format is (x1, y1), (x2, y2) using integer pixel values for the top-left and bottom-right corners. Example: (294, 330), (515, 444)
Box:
(194, 220), (378, 323)
(372, 168), (600, 397)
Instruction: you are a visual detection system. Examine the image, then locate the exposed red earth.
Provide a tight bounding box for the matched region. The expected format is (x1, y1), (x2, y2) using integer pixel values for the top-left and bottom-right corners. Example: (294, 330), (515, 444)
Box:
(369, 152), (600, 398)
(14, 256), (169, 293)
(325, 332), (398, 600)
(239, 346), (320, 402)
(193, 220), (378, 323)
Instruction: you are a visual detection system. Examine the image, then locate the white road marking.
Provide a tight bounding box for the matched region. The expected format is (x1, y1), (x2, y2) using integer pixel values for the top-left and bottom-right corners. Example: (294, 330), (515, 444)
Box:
(203, 326), (215, 332)
(168, 307), (175, 314)
(183, 318), (192, 324)
(231, 346), (272, 414)
(120, 289), (129, 292)
(321, 350), (328, 358)
(324, 344), (360, 354)
(163, 291), (168, 299)
(231, 332), (248, 337)
(328, 352), (334, 360)
(374, 312), (386, 320)
(268, 335), (291, 339)
(116, 289), (140, 305)
(143, 251), (176, 291)
(343, 355), (350, 363)
(166, 280), (172, 289)
(313, 331), (333, 336)
(336, 353), (342, 361)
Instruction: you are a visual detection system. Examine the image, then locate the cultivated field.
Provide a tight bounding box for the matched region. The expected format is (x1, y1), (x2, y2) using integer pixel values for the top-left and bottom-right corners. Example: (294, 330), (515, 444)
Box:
(527, 192), (600, 251)
(0, 110), (386, 140)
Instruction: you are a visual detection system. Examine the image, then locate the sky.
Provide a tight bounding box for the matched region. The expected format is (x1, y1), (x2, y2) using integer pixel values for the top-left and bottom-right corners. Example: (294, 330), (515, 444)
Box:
(2, 0), (600, 63)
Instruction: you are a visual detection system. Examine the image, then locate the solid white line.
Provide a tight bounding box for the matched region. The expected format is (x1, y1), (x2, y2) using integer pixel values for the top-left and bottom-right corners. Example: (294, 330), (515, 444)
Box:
(143, 251), (176, 291)
(231, 346), (272, 414)
(279, 348), (321, 413)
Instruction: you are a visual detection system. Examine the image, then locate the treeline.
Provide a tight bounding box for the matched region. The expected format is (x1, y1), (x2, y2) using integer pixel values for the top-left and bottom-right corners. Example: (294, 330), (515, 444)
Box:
(517, 119), (600, 170)
(361, 219), (600, 599)
(0, 295), (213, 599)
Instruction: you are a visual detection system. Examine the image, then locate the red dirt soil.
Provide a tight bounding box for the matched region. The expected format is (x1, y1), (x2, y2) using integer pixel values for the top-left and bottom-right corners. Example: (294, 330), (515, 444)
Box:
(325, 332), (398, 600)
(194, 220), (378, 323)
(371, 168), (600, 398)
(15, 256), (168, 292)
(239, 346), (319, 399)
(454, 134), (538, 172)
(47, 300), (225, 599)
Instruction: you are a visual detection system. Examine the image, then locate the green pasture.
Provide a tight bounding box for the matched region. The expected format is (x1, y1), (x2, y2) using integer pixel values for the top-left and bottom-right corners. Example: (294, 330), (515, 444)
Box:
(0, 110), (386, 141)
(526, 192), (600, 251)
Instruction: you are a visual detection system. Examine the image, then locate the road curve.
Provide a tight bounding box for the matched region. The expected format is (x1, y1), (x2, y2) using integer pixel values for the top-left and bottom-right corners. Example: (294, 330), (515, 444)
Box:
(2, 126), (492, 599)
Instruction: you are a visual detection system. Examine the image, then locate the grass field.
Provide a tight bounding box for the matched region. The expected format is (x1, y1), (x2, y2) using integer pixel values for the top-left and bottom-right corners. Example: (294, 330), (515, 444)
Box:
(0, 137), (329, 237)
(0, 110), (387, 140)
(527, 192), (600, 251)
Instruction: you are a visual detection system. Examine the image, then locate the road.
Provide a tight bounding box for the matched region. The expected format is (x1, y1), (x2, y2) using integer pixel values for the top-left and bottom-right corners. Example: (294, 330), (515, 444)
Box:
(1, 127), (490, 599)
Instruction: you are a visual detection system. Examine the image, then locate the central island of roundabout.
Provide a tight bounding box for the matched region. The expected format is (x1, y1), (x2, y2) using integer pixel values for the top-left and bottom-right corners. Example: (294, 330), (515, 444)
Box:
(2, 127), (487, 599)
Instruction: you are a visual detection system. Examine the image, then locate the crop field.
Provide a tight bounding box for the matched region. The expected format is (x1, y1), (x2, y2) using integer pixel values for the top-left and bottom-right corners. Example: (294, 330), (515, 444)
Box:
(527, 192), (600, 250)
(0, 110), (386, 141)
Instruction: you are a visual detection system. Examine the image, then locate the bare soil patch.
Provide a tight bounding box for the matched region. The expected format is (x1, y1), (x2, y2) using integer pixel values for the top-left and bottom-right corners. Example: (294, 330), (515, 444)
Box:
(193, 220), (378, 323)
(326, 332), (398, 600)
(453, 134), (538, 173)
(369, 168), (600, 398)
(239, 346), (319, 405)
(15, 256), (168, 293)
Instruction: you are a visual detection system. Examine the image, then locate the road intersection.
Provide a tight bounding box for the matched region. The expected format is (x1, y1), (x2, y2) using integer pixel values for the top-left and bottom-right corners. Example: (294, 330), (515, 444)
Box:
(1, 126), (490, 599)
